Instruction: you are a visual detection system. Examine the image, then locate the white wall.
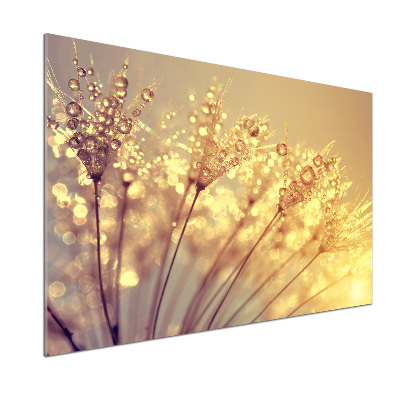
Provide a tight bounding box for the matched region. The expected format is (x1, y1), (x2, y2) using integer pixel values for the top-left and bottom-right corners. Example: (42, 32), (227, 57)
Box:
(2, 1), (398, 399)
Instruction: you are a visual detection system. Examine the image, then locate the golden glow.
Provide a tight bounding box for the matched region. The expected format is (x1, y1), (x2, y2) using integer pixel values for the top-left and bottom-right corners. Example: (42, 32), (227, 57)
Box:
(120, 270), (139, 287)
(45, 36), (372, 356)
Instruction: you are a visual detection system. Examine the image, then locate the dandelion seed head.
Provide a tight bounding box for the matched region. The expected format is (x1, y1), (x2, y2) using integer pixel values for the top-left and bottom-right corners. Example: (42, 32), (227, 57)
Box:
(46, 42), (157, 181)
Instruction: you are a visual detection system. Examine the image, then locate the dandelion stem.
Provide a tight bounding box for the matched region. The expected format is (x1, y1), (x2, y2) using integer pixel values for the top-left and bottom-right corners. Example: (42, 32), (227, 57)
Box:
(147, 180), (192, 339)
(151, 188), (201, 339)
(47, 305), (80, 352)
(183, 205), (278, 333)
(114, 181), (129, 344)
(250, 252), (320, 323)
(286, 275), (348, 318)
(180, 222), (243, 333)
(221, 248), (302, 328)
(207, 209), (282, 330)
(184, 255), (245, 333)
(94, 179), (117, 346)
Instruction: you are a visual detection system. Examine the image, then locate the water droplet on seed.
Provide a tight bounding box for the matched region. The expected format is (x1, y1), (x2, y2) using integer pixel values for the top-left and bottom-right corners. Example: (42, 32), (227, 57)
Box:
(249, 125), (260, 137)
(114, 87), (127, 99)
(235, 140), (246, 152)
(202, 167), (211, 177)
(111, 139), (121, 150)
(68, 78), (80, 91)
(85, 135), (97, 151)
(141, 88), (154, 102)
(78, 68), (86, 77)
(66, 102), (82, 118)
(276, 143), (287, 156)
(313, 154), (323, 167)
(67, 118), (79, 130)
(69, 137), (82, 149)
(300, 166), (316, 185)
(114, 75), (128, 88)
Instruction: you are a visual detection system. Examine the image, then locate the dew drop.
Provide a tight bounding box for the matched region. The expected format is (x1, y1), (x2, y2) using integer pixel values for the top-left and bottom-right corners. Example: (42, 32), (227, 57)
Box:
(69, 137), (82, 149)
(111, 139), (122, 150)
(73, 58), (78, 65)
(300, 166), (316, 185)
(249, 125), (260, 137)
(104, 116), (114, 127)
(235, 140), (246, 152)
(105, 107), (116, 117)
(96, 112), (108, 125)
(87, 82), (96, 92)
(85, 135), (97, 151)
(279, 187), (287, 197)
(313, 154), (323, 167)
(132, 108), (142, 118)
(101, 97), (112, 108)
(289, 181), (298, 190)
(114, 75), (128, 88)
(196, 161), (202, 169)
(67, 118), (79, 130)
(202, 167), (211, 177)
(141, 88), (154, 102)
(110, 96), (120, 109)
(78, 68), (86, 77)
(218, 150), (227, 159)
(79, 120), (89, 132)
(68, 78), (80, 91)
(231, 157), (240, 166)
(87, 67), (94, 75)
(66, 102), (82, 118)
(118, 118), (133, 134)
(114, 87), (127, 99)
(276, 143), (287, 156)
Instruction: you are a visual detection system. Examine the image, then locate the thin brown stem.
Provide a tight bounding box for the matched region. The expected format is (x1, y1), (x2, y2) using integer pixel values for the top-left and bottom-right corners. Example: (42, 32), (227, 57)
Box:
(94, 179), (117, 345)
(184, 255), (246, 333)
(180, 223), (242, 333)
(250, 252), (320, 323)
(207, 209), (282, 330)
(184, 201), (258, 326)
(184, 209), (281, 333)
(47, 305), (80, 352)
(114, 182), (129, 344)
(286, 275), (348, 318)
(221, 248), (302, 328)
(147, 180), (193, 339)
(151, 188), (201, 339)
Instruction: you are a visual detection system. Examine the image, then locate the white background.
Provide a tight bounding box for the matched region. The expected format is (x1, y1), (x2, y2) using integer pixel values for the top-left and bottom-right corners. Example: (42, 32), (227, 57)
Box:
(1, 1), (399, 399)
